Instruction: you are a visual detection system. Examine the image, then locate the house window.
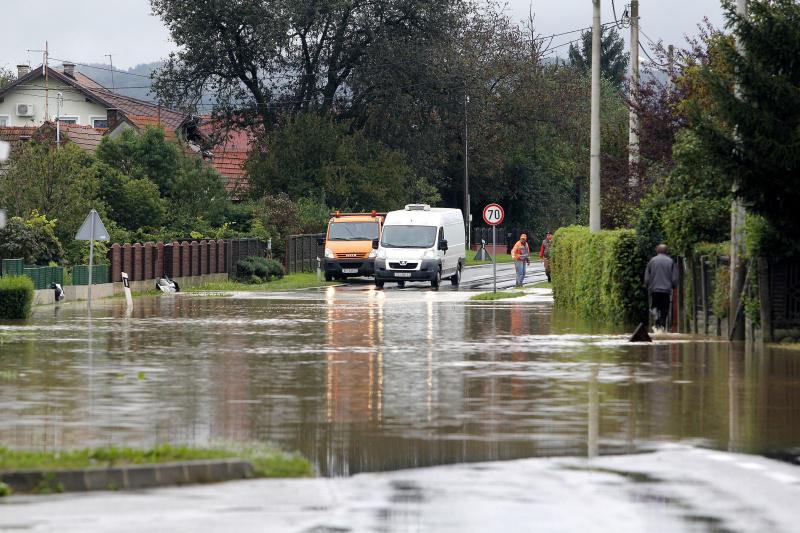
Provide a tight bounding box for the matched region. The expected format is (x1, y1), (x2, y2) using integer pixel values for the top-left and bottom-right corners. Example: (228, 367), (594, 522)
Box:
(57, 116), (79, 125)
(90, 116), (108, 129)
(0, 115), (9, 126)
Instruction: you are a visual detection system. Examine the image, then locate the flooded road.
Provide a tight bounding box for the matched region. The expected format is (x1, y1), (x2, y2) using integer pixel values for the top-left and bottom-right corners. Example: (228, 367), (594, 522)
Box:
(1, 282), (799, 478)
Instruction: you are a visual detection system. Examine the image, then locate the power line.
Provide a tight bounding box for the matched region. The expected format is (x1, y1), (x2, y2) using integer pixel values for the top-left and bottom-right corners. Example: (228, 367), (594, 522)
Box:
(48, 56), (152, 79)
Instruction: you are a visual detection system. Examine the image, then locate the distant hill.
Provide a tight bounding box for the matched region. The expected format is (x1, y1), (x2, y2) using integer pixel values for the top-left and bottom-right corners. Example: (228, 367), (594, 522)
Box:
(78, 61), (161, 103)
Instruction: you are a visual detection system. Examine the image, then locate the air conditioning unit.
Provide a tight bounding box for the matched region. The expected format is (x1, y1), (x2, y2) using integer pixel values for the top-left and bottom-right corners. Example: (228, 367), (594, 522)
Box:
(16, 103), (34, 117)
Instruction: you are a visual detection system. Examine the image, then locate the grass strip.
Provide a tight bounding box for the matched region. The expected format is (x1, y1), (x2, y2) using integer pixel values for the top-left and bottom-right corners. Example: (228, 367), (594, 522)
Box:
(470, 291), (526, 301)
(185, 272), (334, 293)
(0, 444), (312, 479)
(465, 253), (517, 266)
(531, 281), (552, 288)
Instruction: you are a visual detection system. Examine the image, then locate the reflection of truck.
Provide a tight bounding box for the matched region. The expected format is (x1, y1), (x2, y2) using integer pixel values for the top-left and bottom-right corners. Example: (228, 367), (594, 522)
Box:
(323, 212), (385, 281)
(374, 204), (465, 289)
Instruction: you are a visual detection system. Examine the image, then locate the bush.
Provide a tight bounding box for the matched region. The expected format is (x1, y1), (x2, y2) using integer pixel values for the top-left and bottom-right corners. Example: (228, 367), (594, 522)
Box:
(0, 276), (34, 320)
(0, 212), (64, 265)
(551, 226), (648, 324)
(235, 256), (285, 283)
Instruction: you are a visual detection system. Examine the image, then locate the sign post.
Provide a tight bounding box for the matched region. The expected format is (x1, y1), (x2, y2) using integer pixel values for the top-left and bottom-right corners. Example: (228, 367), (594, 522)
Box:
(75, 209), (110, 307)
(482, 203), (505, 293)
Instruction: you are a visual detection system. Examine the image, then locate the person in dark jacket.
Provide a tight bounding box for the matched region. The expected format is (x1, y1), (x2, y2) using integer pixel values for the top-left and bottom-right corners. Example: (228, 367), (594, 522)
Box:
(644, 244), (678, 330)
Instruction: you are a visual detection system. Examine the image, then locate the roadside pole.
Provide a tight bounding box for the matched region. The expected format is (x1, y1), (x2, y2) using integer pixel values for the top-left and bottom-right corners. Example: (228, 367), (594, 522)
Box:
(482, 203), (505, 294)
(75, 209), (110, 310)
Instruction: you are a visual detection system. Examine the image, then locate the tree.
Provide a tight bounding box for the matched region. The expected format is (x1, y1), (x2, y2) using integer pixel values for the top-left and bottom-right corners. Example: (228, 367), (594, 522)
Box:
(96, 127), (179, 196)
(691, 0), (800, 238)
(0, 66), (15, 89)
(0, 212), (64, 264)
(93, 163), (166, 230)
(150, 0), (462, 130)
(0, 141), (99, 246)
(568, 26), (629, 89)
(168, 157), (230, 228)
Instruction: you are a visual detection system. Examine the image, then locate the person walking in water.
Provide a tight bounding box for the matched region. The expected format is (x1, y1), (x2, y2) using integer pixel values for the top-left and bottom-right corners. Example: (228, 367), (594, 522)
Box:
(539, 231), (553, 283)
(644, 244), (678, 331)
(511, 233), (531, 287)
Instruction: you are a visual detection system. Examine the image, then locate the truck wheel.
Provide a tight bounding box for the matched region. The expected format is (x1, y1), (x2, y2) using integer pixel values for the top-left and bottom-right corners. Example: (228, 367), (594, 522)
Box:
(376, 280), (384, 289)
(450, 265), (461, 286)
(325, 272), (333, 282)
(431, 269), (441, 289)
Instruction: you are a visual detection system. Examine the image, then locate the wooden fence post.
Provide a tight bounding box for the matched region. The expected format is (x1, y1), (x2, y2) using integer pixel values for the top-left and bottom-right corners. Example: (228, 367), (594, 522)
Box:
(758, 257), (772, 343)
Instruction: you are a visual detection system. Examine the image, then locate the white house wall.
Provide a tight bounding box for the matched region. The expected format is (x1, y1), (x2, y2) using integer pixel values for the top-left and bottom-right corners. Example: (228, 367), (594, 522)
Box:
(0, 75), (107, 127)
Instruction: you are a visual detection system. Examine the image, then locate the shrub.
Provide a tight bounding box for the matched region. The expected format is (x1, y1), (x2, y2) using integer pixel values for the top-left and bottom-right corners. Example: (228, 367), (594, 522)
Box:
(235, 256), (285, 283)
(551, 225), (648, 324)
(0, 212), (64, 265)
(0, 276), (34, 320)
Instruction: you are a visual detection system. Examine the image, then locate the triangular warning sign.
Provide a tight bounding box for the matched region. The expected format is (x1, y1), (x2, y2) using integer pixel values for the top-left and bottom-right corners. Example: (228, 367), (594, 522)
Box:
(75, 209), (110, 241)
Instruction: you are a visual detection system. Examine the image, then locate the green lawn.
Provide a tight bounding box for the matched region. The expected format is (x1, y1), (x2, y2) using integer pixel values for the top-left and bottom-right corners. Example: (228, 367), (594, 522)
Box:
(185, 272), (334, 292)
(0, 443), (311, 480)
(469, 290), (526, 301)
(531, 281), (552, 288)
(465, 252), (517, 266)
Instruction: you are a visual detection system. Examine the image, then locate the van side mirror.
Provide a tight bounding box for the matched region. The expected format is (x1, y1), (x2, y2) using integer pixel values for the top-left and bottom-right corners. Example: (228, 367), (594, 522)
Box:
(438, 239), (448, 251)
(372, 238), (379, 249)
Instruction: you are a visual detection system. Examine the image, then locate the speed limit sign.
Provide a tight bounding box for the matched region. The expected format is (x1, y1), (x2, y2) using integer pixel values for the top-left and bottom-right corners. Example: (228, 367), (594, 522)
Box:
(482, 203), (504, 226)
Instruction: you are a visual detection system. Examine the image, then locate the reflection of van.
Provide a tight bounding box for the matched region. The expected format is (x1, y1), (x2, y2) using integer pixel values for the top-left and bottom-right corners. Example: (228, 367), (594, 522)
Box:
(374, 204), (465, 289)
(323, 212), (385, 281)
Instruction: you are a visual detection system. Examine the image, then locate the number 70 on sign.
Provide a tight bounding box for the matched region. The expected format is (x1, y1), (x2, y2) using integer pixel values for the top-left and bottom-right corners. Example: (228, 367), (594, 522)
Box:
(482, 203), (504, 226)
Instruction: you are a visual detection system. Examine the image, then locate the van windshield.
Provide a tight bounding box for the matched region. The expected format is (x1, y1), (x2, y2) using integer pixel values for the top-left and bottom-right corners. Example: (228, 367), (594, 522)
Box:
(328, 222), (380, 241)
(381, 225), (437, 248)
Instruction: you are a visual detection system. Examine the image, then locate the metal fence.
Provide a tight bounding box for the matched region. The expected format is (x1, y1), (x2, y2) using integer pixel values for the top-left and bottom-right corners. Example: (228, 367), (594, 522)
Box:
(225, 238), (267, 277)
(72, 265), (109, 286)
(286, 233), (325, 274)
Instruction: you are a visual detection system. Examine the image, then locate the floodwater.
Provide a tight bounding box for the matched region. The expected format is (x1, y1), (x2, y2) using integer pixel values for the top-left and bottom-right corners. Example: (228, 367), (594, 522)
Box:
(1, 287), (800, 478)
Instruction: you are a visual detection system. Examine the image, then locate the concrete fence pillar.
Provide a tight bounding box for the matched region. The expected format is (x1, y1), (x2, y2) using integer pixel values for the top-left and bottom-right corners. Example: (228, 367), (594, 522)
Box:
(200, 240), (209, 275)
(190, 241), (200, 276)
(144, 243), (154, 280)
(209, 241), (217, 274)
(155, 242), (164, 279)
(132, 243), (143, 281)
(122, 243), (133, 279)
(181, 241), (191, 278)
(171, 241), (181, 277)
(110, 243), (122, 282)
(217, 240), (226, 273)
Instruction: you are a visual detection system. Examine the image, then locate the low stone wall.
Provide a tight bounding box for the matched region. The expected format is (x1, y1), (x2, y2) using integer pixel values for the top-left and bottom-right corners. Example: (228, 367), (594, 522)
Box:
(1, 459), (254, 493)
(32, 273), (228, 305)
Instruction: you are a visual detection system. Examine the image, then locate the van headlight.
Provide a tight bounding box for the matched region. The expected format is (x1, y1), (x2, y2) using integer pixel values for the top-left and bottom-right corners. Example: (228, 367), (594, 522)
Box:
(325, 248), (335, 259)
(377, 248), (387, 260)
(422, 249), (438, 260)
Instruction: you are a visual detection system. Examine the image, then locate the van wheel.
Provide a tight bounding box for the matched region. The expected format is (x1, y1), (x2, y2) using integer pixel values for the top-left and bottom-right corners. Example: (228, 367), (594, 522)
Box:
(397, 281), (406, 288)
(431, 269), (441, 289)
(375, 280), (384, 289)
(450, 265), (461, 286)
(325, 272), (333, 282)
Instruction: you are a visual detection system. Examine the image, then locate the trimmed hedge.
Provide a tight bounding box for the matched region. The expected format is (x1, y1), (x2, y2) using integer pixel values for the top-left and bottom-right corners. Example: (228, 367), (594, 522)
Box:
(0, 276), (34, 320)
(235, 256), (285, 284)
(551, 226), (648, 325)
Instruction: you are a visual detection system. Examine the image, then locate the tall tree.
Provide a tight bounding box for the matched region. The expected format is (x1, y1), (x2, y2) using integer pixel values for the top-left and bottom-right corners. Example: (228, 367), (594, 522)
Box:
(568, 26), (629, 89)
(150, 0), (462, 131)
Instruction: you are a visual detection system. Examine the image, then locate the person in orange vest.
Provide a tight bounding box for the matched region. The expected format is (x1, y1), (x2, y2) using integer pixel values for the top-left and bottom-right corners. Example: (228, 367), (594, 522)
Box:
(539, 231), (553, 282)
(511, 233), (531, 287)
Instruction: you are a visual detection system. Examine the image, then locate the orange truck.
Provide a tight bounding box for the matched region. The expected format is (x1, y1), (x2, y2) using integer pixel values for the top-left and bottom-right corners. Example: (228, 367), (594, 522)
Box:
(323, 211), (386, 281)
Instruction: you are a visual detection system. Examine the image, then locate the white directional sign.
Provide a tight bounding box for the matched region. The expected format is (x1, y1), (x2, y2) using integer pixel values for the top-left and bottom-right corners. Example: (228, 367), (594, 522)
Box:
(75, 209), (110, 241)
(482, 203), (505, 226)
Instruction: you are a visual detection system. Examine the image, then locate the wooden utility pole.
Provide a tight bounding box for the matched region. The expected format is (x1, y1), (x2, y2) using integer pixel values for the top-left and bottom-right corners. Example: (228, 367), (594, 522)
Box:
(464, 89), (470, 247)
(589, 0), (602, 232)
(44, 41), (49, 121)
(730, 0), (748, 340)
(628, 0), (640, 184)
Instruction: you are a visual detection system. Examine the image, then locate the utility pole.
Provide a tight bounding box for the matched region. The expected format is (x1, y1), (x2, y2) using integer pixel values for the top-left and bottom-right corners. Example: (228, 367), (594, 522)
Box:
(628, 0), (640, 185)
(464, 89), (470, 247)
(666, 44), (675, 95)
(589, 0), (602, 232)
(730, 0), (748, 340)
(44, 42), (49, 122)
(106, 53), (115, 91)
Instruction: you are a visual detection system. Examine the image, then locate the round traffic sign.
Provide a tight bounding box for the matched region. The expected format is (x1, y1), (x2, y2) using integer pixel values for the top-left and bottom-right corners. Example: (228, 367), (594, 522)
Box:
(482, 203), (504, 226)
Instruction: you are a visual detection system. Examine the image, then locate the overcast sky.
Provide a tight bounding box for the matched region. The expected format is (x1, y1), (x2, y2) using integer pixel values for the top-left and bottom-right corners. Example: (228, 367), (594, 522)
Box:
(1, 0), (726, 72)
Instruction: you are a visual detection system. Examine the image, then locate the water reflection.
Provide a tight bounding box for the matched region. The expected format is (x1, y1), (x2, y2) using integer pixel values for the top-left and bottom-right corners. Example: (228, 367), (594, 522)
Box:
(1, 292), (799, 476)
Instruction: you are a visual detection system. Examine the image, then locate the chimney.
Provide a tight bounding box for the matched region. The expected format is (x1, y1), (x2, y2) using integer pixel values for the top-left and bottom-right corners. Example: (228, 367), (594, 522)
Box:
(62, 63), (76, 78)
(107, 108), (121, 130)
(17, 64), (30, 78)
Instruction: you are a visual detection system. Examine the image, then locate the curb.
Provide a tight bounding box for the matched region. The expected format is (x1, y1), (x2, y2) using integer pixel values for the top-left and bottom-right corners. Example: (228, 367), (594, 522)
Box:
(1, 459), (254, 494)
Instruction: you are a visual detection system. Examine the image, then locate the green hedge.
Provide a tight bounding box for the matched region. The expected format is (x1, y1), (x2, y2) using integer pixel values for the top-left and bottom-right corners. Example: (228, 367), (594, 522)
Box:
(235, 256), (285, 284)
(0, 276), (34, 320)
(551, 226), (648, 325)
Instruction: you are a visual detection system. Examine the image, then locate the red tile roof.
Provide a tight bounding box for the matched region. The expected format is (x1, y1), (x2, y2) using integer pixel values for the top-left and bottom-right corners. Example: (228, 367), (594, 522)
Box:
(59, 123), (105, 152)
(197, 119), (255, 195)
(0, 126), (38, 151)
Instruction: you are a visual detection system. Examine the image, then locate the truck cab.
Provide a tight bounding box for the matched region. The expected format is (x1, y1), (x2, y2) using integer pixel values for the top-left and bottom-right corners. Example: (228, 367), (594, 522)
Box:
(323, 212), (385, 281)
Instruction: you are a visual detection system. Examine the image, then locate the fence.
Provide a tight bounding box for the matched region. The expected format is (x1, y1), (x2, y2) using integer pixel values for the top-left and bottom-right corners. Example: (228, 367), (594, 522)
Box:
(71, 265), (109, 286)
(21, 266), (65, 290)
(286, 233), (325, 274)
(1, 258), (24, 277)
(472, 227), (529, 254)
(758, 256), (800, 342)
(686, 255), (730, 336)
(225, 239), (267, 276)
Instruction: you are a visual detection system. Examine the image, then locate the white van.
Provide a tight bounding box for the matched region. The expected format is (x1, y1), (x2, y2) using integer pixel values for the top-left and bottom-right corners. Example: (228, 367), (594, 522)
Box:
(373, 204), (466, 289)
